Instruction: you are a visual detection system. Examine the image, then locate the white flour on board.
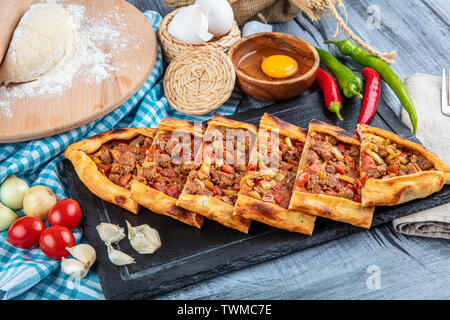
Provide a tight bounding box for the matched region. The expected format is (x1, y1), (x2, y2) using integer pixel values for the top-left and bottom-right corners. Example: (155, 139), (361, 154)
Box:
(0, 0), (143, 118)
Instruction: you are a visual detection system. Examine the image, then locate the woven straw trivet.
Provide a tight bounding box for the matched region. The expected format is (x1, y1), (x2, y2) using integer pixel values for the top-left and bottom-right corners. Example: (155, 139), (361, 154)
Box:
(158, 8), (241, 64)
(164, 47), (236, 115)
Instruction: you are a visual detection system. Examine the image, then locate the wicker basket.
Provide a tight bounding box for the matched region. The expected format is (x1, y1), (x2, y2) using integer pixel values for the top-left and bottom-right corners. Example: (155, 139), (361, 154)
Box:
(164, 47), (236, 115)
(158, 8), (241, 64)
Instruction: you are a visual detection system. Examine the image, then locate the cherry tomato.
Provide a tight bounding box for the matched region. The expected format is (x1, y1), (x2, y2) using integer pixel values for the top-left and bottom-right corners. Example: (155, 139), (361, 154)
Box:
(48, 198), (82, 230)
(7, 216), (46, 249)
(39, 226), (75, 260)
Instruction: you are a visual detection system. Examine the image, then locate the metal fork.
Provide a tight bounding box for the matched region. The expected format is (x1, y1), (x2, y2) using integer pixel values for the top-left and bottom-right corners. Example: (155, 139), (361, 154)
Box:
(442, 68), (450, 116)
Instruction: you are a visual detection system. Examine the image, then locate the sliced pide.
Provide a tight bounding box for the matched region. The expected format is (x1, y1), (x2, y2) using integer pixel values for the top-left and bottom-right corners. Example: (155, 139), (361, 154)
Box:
(64, 128), (157, 214)
(357, 124), (450, 207)
(234, 113), (316, 235)
(289, 120), (375, 229)
(176, 115), (257, 233)
(130, 118), (204, 228)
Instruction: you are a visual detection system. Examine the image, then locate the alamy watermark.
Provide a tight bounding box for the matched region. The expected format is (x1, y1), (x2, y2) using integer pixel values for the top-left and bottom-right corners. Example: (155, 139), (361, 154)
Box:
(367, 5), (382, 30)
(366, 264), (381, 290)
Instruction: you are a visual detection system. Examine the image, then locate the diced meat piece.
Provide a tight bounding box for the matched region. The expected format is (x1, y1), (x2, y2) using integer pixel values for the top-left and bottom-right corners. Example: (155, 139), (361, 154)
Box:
(119, 151), (137, 167)
(117, 143), (135, 155)
(108, 174), (121, 185)
(110, 163), (134, 175)
(305, 150), (319, 165)
(129, 135), (145, 147)
(141, 166), (158, 181)
(211, 169), (234, 188)
(165, 138), (179, 154)
(325, 164), (336, 174)
(99, 146), (112, 165)
(310, 142), (332, 161)
(157, 167), (176, 178)
(153, 133), (171, 150)
(280, 143), (300, 162)
(165, 185), (181, 198)
(306, 174), (322, 194)
(118, 173), (133, 187)
(366, 164), (386, 179)
(272, 189), (291, 208)
(405, 162), (418, 174)
(415, 154), (433, 170)
(152, 153), (171, 168)
(349, 145), (360, 157)
(322, 173), (339, 189)
(210, 186), (223, 196)
(378, 146), (388, 158)
(337, 187), (354, 200)
(221, 164), (235, 175)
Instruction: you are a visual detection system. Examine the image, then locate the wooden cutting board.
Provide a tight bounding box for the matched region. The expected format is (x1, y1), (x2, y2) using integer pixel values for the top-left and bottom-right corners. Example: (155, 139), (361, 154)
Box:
(0, 0), (157, 143)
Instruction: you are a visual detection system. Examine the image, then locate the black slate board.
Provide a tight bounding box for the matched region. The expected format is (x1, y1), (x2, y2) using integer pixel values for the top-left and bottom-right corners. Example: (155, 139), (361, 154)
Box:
(63, 90), (450, 300)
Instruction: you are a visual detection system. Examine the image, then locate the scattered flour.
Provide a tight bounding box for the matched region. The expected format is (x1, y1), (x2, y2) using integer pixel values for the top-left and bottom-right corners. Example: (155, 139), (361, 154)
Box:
(0, 0), (143, 118)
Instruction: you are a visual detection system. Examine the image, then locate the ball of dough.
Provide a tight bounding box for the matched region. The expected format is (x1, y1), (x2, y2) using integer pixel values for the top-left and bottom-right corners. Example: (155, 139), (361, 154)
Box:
(0, 3), (75, 84)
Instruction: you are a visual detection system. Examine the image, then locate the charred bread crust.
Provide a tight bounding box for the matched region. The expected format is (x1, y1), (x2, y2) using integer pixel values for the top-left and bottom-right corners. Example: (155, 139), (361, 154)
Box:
(130, 180), (204, 228)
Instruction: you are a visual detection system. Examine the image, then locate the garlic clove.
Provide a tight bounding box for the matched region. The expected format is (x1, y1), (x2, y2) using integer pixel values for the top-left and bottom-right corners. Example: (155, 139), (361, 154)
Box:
(67, 244), (96, 268)
(126, 220), (161, 254)
(107, 244), (135, 266)
(96, 222), (125, 244)
(61, 257), (89, 279)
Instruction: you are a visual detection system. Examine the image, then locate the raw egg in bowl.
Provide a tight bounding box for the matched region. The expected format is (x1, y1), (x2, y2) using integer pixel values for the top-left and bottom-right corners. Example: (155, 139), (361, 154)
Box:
(228, 32), (319, 101)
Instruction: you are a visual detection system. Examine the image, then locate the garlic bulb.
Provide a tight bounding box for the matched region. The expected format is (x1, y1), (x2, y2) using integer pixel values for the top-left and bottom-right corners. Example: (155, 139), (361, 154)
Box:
(126, 220), (161, 254)
(61, 257), (89, 279)
(0, 203), (19, 231)
(96, 222), (125, 244)
(67, 244), (96, 268)
(107, 244), (135, 266)
(167, 5), (213, 44)
(0, 175), (30, 210)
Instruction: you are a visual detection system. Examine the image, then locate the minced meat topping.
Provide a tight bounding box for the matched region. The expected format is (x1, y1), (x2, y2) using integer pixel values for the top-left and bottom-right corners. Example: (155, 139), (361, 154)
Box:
(295, 132), (363, 202)
(90, 134), (153, 189)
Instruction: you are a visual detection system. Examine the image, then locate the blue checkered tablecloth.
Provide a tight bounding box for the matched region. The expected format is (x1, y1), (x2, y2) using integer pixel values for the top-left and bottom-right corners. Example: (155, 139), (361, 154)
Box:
(0, 11), (242, 300)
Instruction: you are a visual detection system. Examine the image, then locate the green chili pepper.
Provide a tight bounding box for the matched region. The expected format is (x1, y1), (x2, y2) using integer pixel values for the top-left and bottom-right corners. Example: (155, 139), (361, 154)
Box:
(324, 39), (418, 135)
(315, 47), (363, 99)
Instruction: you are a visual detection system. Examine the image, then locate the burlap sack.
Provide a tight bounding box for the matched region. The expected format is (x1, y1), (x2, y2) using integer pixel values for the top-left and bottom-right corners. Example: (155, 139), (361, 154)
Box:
(163, 0), (397, 64)
(164, 0), (301, 25)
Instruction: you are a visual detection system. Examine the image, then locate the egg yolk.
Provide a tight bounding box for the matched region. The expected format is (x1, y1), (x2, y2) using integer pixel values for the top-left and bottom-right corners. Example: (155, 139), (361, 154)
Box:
(261, 55), (298, 79)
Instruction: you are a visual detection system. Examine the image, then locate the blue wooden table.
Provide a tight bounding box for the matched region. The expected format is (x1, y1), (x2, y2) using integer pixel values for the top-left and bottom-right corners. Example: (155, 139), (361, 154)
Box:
(129, 0), (450, 299)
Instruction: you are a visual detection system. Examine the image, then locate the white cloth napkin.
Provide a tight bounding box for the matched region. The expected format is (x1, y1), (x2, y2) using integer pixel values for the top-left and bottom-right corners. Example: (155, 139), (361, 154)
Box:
(392, 73), (450, 239)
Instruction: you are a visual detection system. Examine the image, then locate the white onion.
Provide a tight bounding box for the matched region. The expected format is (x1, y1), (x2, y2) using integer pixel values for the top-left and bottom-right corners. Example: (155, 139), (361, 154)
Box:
(0, 203), (19, 231)
(23, 185), (57, 220)
(0, 175), (29, 210)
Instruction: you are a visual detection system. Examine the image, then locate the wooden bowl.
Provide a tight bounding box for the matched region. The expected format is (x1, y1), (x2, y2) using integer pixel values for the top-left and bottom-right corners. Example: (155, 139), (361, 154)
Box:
(228, 32), (319, 101)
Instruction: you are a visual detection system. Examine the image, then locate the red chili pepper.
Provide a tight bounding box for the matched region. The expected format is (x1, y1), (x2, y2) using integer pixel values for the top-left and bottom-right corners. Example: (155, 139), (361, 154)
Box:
(358, 67), (381, 125)
(316, 67), (343, 121)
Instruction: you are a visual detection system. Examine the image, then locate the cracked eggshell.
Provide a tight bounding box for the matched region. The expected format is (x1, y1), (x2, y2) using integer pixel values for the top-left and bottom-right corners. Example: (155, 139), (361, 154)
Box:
(195, 0), (234, 37)
(167, 5), (213, 45)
